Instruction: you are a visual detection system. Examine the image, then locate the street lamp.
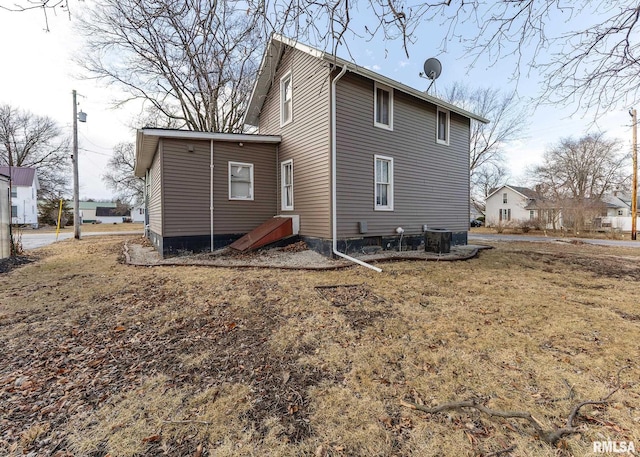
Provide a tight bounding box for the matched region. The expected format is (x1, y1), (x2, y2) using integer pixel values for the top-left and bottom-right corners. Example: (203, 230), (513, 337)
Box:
(72, 90), (87, 240)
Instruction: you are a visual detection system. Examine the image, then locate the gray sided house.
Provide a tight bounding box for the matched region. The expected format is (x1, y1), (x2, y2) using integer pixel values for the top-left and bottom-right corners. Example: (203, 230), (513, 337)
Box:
(134, 35), (487, 257)
(135, 131), (281, 256)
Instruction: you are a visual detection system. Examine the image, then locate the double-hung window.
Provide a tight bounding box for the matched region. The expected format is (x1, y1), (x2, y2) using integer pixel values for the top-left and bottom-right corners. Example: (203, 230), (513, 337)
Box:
(280, 72), (292, 126)
(374, 82), (393, 130)
(11, 186), (17, 198)
(374, 155), (394, 211)
(436, 107), (450, 145)
(229, 162), (254, 200)
(281, 159), (293, 210)
(11, 205), (17, 218)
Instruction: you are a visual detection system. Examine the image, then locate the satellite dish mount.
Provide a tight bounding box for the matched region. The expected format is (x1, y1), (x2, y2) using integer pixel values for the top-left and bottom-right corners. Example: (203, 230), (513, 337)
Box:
(420, 57), (442, 93)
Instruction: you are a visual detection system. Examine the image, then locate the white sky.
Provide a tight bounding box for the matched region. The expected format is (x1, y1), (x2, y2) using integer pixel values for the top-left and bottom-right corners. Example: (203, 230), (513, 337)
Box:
(0, 2), (634, 199)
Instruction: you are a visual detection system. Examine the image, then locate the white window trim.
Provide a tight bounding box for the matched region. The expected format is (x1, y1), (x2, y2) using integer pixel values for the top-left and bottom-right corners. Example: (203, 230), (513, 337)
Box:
(228, 161), (254, 201)
(280, 71), (293, 127)
(436, 107), (450, 145)
(374, 154), (394, 211)
(281, 159), (294, 211)
(374, 82), (393, 131)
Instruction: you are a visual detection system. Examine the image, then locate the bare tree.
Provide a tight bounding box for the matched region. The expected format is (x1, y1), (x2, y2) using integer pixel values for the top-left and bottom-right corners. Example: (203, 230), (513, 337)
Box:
(0, 104), (70, 198)
(442, 83), (526, 211)
(102, 142), (144, 205)
(532, 133), (628, 233)
(0, 0), (72, 31)
(75, 0), (262, 133)
(250, 1), (640, 115)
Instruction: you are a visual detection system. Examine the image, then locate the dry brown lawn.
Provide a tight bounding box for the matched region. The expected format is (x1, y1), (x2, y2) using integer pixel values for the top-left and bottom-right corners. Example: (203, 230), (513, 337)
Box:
(34, 223), (144, 234)
(1, 236), (639, 457)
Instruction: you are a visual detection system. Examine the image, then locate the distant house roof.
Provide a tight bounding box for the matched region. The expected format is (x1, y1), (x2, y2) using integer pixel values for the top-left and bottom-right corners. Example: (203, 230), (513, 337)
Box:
(0, 166), (39, 188)
(79, 201), (118, 211)
(244, 34), (490, 127)
(96, 206), (130, 217)
(487, 185), (539, 200)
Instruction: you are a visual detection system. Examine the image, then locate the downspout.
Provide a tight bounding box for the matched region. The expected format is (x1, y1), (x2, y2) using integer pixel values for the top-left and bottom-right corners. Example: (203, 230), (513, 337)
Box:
(210, 139), (214, 252)
(331, 65), (382, 273)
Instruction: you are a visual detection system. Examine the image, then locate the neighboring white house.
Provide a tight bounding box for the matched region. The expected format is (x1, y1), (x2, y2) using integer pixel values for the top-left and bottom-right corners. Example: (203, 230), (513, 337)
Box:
(485, 185), (563, 230)
(486, 185), (538, 227)
(95, 206), (131, 224)
(79, 201), (117, 224)
(594, 192), (640, 231)
(131, 204), (145, 223)
(0, 166), (39, 228)
(1, 173), (10, 259)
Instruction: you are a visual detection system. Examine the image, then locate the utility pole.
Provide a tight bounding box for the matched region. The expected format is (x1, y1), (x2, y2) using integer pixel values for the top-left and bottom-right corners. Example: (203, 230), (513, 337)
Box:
(72, 89), (80, 240)
(631, 108), (637, 241)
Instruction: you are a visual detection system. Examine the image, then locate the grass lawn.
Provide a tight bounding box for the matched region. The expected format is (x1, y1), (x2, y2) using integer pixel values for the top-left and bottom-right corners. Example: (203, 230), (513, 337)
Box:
(0, 237), (638, 456)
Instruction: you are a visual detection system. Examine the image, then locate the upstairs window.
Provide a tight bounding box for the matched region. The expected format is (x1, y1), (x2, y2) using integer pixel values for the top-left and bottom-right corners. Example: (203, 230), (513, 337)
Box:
(281, 159), (293, 210)
(374, 83), (393, 130)
(436, 107), (450, 145)
(503, 192), (508, 204)
(229, 162), (254, 200)
(374, 155), (394, 211)
(280, 72), (292, 126)
(11, 186), (17, 198)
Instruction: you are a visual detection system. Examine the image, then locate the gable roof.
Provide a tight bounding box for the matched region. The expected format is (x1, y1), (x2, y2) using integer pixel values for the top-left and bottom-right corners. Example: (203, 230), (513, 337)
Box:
(487, 185), (538, 200)
(245, 34), (490, 127)
(0, 166), (38, 188)
(134, 128), (281, 177)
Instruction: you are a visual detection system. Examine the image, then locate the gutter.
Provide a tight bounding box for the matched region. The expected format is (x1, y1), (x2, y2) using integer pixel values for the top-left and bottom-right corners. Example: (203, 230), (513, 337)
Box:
(331, 65), (382, 273)
(210, 139), (214, 252)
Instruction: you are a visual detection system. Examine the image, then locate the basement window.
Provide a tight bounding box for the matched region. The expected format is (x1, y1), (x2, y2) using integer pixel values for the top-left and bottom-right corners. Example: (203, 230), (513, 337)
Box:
(229, 162), (254, 200)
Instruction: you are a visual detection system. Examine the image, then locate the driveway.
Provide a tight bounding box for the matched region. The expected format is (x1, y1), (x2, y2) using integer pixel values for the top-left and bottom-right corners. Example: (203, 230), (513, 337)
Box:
(20, 230), (143, 250)
(469, 232), (640, 248)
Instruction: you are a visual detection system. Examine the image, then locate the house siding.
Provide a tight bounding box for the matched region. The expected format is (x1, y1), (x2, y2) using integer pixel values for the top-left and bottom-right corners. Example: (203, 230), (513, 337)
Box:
(258, 46), (331, 239)
(156, 138), (277, 238)
(211, 141), (277, 234)
(161, 139), (211, 237)
(148, 145), (163, 235)
(335, 72), (470, 238)
(485, 187), (532, 227)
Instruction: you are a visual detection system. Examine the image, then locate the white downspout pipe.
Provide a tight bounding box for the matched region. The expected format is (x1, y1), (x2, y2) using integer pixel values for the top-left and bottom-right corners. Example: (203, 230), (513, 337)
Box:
(331, 65), (382, 273)
(210, 139), (214, 252)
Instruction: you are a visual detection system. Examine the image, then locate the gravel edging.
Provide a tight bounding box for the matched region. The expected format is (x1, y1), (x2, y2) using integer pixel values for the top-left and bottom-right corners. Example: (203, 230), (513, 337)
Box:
(123, 241), (487, 270)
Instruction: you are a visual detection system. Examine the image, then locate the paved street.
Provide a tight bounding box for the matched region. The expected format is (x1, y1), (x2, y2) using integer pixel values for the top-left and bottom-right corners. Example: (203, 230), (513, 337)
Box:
(20, 229), (143, 250)
(469, 232), (640, 248)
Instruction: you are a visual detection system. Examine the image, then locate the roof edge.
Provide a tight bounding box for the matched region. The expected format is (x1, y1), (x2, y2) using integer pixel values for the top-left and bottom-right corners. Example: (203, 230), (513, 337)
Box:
(244, 34), (490, 126)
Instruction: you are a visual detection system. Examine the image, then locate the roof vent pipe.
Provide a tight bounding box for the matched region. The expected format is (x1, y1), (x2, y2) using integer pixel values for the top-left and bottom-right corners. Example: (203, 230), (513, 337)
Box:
(331, 65), (382, 273)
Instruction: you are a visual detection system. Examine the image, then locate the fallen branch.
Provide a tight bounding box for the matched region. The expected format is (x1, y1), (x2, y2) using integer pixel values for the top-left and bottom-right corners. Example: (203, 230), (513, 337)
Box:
(485, 444), (517, 457)
(400, 387), (620, 446)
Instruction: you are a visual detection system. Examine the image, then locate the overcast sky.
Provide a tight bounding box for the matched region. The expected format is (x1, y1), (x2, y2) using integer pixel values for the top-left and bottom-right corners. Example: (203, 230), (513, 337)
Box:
(0, 2), (634, 200)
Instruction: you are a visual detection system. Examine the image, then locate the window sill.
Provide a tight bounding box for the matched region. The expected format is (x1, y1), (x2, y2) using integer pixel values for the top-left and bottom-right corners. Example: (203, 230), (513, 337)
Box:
(374, 122), (393, 131)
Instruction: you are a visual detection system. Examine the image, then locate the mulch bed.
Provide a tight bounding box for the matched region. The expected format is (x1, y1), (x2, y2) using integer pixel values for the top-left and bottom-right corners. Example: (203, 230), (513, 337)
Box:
(0, 256), (34, 274)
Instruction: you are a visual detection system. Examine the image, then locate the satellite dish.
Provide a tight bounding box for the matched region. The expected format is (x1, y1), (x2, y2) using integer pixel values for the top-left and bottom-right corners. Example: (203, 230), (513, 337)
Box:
(423, 58), (442, 80)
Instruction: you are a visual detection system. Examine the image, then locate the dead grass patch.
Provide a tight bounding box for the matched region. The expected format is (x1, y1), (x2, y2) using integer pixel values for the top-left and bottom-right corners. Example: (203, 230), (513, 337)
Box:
(0, 239), (639, 456)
